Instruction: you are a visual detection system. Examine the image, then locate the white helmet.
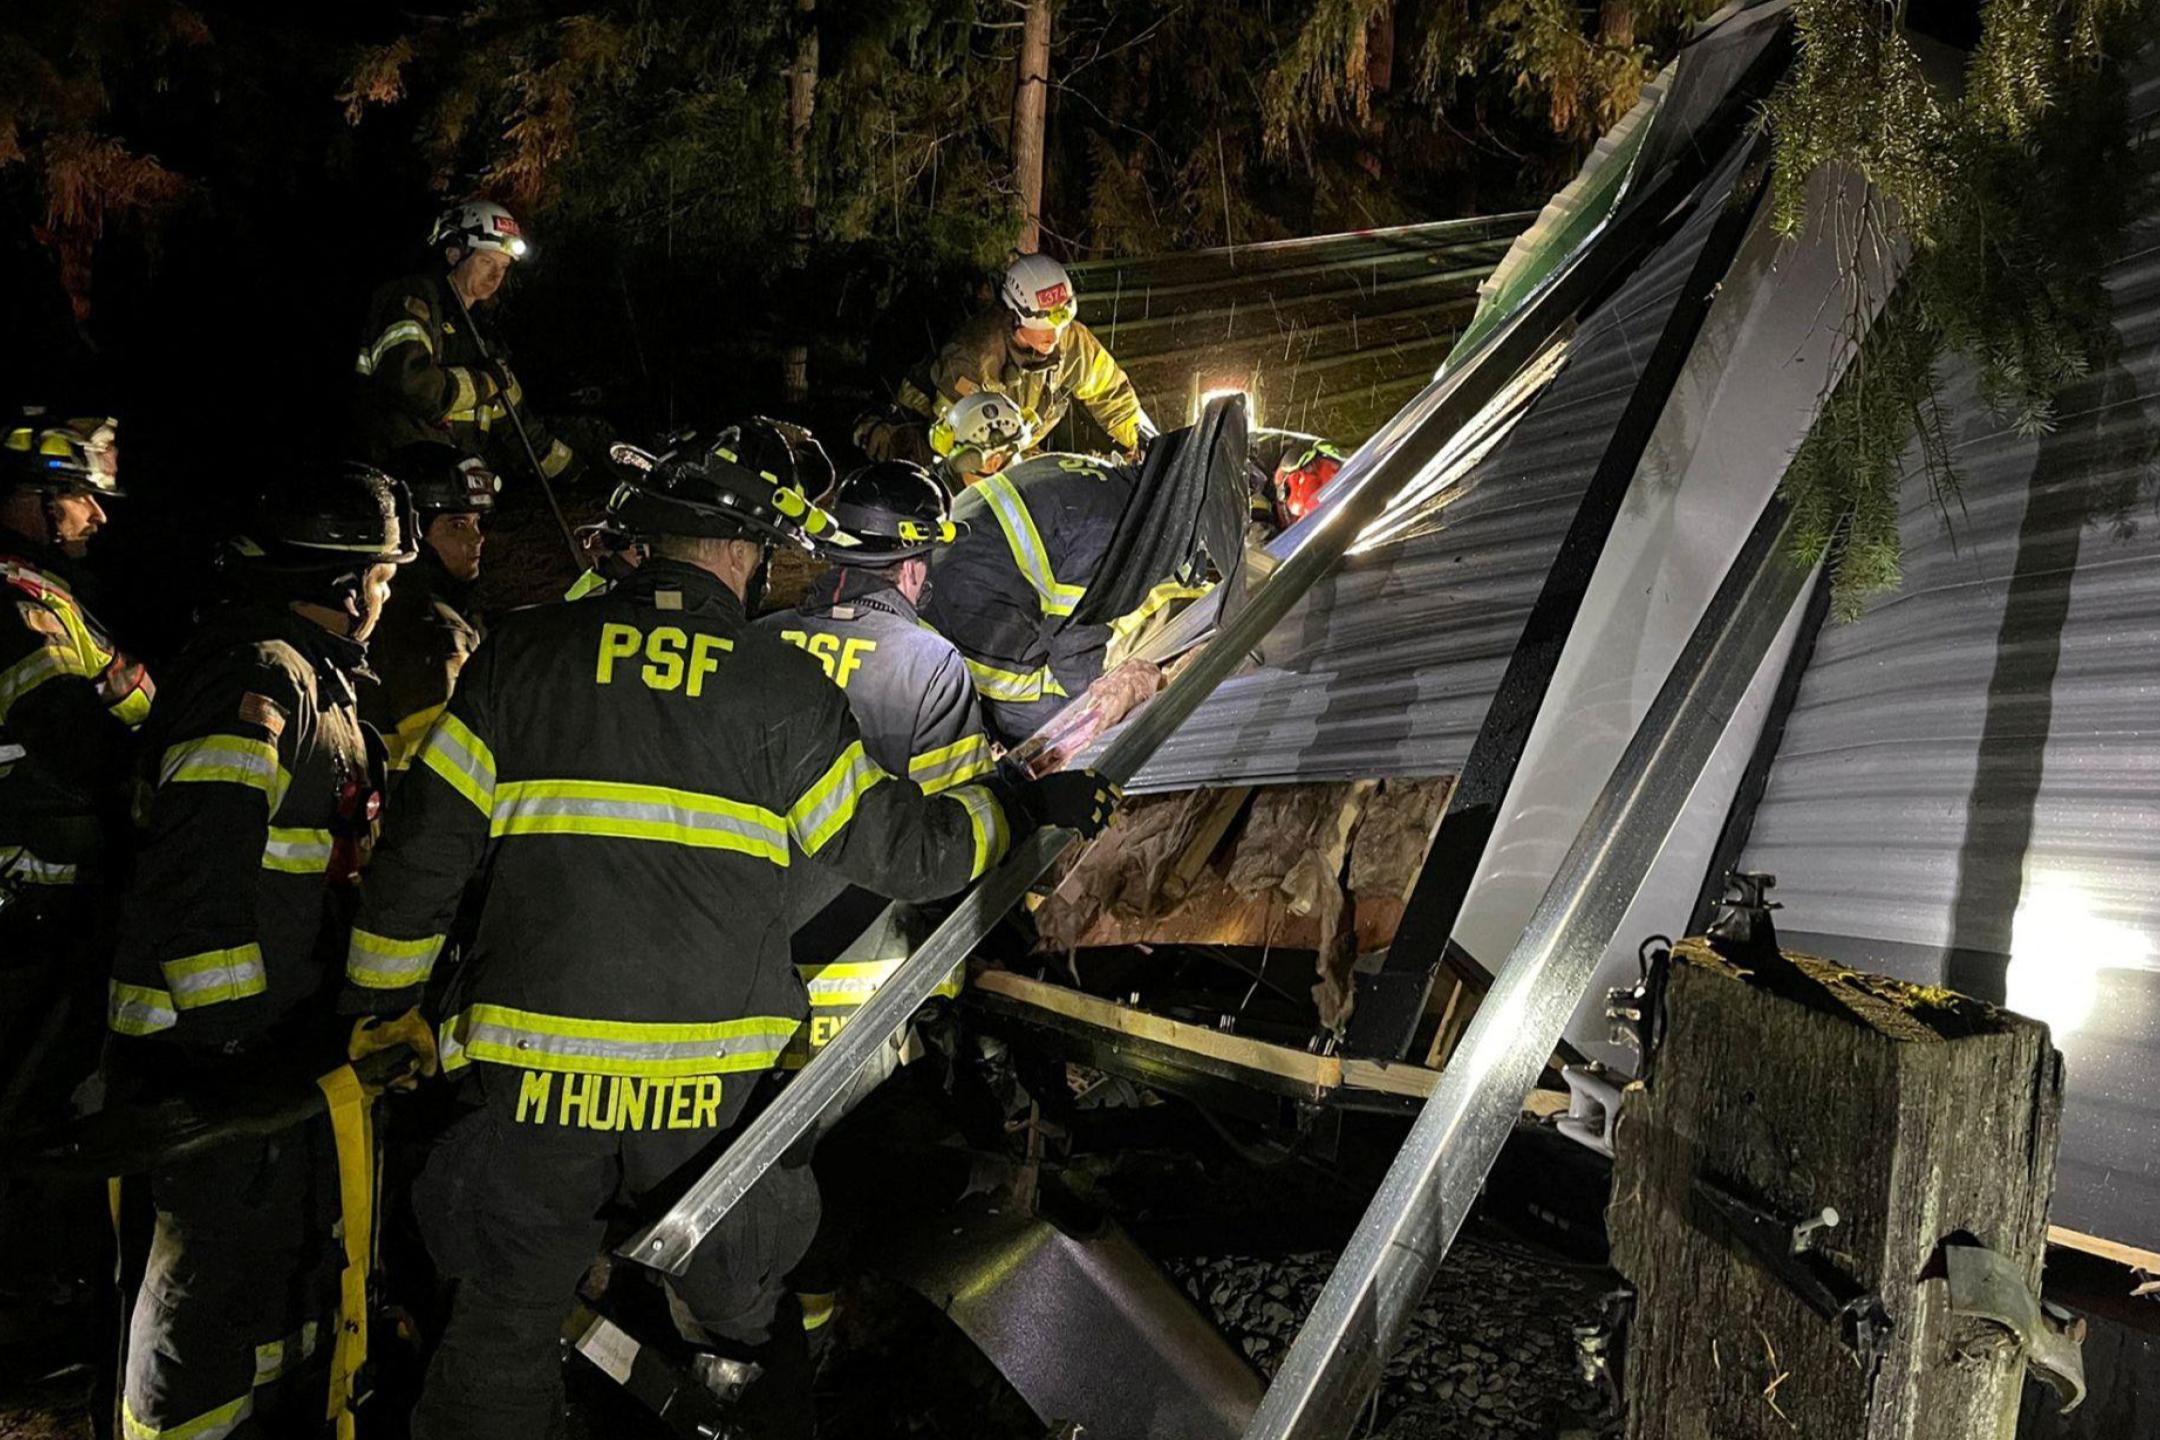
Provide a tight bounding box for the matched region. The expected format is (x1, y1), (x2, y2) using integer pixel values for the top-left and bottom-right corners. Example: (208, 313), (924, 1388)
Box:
(430, 199), (530, 261)
(1000, 253), (1078, 330)
(931, 391), (1032, 463)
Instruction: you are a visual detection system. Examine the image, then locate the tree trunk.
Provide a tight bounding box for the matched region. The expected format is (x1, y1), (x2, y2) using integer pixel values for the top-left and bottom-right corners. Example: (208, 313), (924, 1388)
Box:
(1609, 938), (2066, 1440)
(1012, 0), (1051, 254)
(783, 0), (818, 405)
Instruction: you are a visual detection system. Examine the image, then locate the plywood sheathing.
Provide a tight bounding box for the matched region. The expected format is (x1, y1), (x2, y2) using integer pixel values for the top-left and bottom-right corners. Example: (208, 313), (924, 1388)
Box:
(1034, 777), (1454, 1034)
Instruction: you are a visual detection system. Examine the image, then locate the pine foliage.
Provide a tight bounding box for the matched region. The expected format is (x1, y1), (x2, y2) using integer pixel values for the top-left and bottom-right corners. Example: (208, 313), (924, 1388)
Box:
(1766, 0), (2152, 618)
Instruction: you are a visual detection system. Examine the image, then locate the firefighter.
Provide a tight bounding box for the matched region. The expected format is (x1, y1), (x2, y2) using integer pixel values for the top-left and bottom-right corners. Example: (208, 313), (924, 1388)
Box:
(361, 446), (499, 775)
(352, 198), (580, 484)
(756, 460), (993, 1061)
(0, 414), (147, 1096)
(340, 418), (1115, 1440)
(921, 406), (1249, 747)
(926, 389), (1032, 491)
(861, 254), (1154, 465)
(107, 465), (415, 1440)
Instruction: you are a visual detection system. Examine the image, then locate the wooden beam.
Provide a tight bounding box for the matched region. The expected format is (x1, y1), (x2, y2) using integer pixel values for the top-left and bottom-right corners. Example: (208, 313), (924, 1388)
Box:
(2047, 1225), (2160, 1275)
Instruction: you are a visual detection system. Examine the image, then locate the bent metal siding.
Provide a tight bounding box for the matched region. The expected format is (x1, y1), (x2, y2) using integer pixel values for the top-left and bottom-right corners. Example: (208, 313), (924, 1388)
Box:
(1739, 62), (2160, 1256)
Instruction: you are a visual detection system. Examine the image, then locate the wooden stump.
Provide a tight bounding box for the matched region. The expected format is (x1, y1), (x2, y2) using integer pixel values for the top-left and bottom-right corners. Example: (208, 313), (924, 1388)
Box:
(1609, 938), (2065, 1440)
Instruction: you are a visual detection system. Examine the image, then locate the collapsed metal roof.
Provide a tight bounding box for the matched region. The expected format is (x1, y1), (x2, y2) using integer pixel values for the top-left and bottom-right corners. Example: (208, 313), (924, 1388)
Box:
(1737, 54), (2160, 1257)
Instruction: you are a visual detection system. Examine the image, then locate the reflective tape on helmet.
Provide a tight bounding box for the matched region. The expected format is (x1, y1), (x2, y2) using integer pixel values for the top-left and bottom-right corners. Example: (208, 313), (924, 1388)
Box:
(907, 733), (994, 795)
(418, 711), (496, 815)
(492, 778), (791, 862)
(161, 944), (268, 1011)
(976, 473), (1084, 617)
(787, 742), (889, 856)
(108, 980), (178, 1037)
(347, 928), (448, 991)
(437, 1003), (801, 1078)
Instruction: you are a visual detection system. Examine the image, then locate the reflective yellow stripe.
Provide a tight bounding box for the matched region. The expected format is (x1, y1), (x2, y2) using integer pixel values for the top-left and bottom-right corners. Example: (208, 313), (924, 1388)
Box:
(122, 1393), (253, 1440)
(437, 1003), (801, 1078)
(112, 680), (154, 726)
(492, 778), (789, 861)
(908, 733), (995, 795)
(977, 473), (1086, 617)
(798, 957), (963, 1008)
(962, 655), (1054, 704)
(419, 710), (496, 815)
(262, 826), (334, 874)
(386, 702), (446, 772)
(445, 366), (479, 416)
(162, 945), (268, 1010)
(108, 980), (178, 1036)
(159, 734), (288, 807)
(0, 845), (79, 886)
(356, 319), (430, 377)
(0, 646), (79, 721)
(946, 782), (1010, 880)
(541, 438), (575, 478)
(787, 742), (888, 856)
(253, 1320), (322, 1385)
(347, 928), (446, 990)
(800, 1292), (836, 1331)
(1109, 579), (1211, 647)
(564, 569), (612, 601)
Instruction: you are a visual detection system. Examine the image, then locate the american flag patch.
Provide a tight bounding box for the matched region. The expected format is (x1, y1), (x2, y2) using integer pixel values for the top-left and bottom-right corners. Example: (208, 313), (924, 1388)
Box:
(239, 692), (288, 738)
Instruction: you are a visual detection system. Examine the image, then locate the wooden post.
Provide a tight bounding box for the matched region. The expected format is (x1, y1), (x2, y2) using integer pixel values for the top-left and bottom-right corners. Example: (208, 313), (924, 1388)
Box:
(1011, 0), (1051, 253)
(1609, 937), (2065, 1438)
(782, 0), (818, 405)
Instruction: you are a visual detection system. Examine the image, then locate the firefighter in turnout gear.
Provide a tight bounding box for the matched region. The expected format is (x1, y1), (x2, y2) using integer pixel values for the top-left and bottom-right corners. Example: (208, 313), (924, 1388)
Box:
(0, 415), (148, 1089)
(360, 446), (498, 775)
(756, 460), (993, 1067)
(352, 199), (580, 483)
(106, 465), (415, 1440)
(864, 254), (1154, 466)
(344, 418), (1115, 1440)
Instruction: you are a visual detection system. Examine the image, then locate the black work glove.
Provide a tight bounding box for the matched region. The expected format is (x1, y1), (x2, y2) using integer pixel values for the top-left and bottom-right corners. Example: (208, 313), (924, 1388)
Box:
(999, 768), (1122, 840)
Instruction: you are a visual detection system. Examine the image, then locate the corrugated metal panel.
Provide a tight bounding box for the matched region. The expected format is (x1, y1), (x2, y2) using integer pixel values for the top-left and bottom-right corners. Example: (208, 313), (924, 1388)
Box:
(1741, 60), (2160, 1253)
(1067, 214), (1530, 445)
(1118, 169), (1733, 793)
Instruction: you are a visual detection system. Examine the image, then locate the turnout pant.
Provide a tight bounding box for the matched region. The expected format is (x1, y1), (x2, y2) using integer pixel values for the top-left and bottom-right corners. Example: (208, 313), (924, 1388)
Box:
(122, 1123), (341, 1439)
(410, 1062), (820, 1440)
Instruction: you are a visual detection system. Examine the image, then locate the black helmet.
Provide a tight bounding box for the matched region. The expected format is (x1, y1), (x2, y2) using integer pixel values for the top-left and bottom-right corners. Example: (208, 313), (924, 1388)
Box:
(825, 461), (965, 563)
(230, 463), (420, 575)
(389, 444), (500, 516)
(4, 413), (122, 498)
(609, 418), (838, 549)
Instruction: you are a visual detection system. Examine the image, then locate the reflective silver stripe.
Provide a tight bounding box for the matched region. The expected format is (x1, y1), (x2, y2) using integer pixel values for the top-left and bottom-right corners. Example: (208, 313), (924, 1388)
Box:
(162, 945), (268, 1010)
(946, 782), (1010, 880)
(438, 1003), (801, 1078)
(347, 928), (446, 989)
(787, 742), (889, 856)
(159, 734), (287, 807)
(419, 711), (496, 814)
(356, 319), (430, 376)
(797, 957), (963, 1007)
(978, 473), (1085, 618)
(261, 826), (334, 874)
(490, 779), (789, 862)
(0, 646), (73, 720)
(109, 980), (178, 1037)
(0, 846), (80, 885)
(907, 733), (994, 795)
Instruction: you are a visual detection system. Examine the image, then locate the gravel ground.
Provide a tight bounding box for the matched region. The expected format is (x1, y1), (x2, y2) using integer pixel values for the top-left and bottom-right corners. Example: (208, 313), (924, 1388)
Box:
(1167, 1235), (1622, 1440)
